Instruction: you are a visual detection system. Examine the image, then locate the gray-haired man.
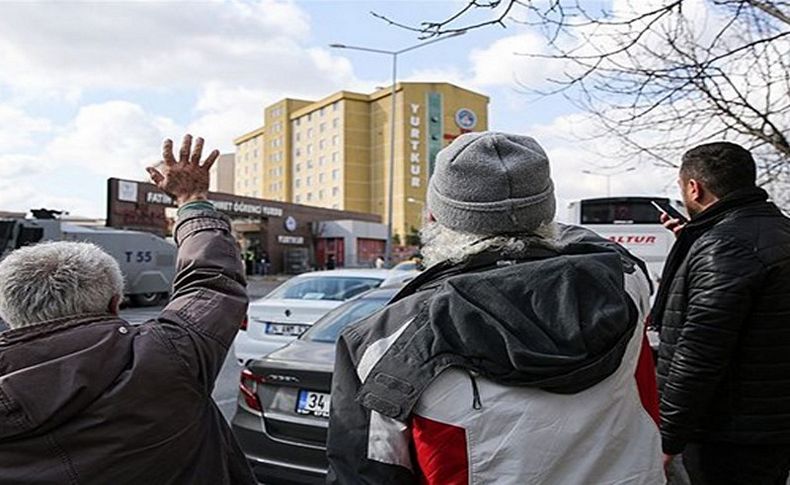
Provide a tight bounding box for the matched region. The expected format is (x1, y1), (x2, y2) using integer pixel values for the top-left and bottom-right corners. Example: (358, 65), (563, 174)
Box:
(0, 135), (256, 484)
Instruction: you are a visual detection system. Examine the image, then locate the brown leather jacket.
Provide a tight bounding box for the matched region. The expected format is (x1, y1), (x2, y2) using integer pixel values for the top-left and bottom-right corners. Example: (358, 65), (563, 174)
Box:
(0, 209), (255, 485)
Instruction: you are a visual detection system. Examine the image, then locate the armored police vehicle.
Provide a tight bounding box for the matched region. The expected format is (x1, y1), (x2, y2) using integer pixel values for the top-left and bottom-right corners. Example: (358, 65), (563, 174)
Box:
(0, 210), (176, 307)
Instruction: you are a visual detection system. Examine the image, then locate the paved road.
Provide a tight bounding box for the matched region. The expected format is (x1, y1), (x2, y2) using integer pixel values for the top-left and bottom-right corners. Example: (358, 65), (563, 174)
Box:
(120, 276), (284, 421)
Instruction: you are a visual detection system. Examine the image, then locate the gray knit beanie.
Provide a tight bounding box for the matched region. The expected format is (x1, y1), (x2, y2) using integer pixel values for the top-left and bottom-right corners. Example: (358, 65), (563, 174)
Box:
(426, 131), (556, 235)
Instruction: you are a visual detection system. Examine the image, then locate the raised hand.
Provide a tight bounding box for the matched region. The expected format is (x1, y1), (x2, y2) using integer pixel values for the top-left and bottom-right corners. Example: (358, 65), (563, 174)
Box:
(660, 212), (685, 237)
(146, 134), (219, 205)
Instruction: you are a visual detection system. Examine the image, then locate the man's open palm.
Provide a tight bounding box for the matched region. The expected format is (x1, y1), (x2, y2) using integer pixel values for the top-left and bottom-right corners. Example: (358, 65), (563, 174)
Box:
(146, 134), (219, 205)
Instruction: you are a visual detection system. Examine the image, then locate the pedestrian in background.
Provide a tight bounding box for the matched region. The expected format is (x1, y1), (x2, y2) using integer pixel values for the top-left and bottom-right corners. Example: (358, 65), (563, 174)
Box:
(374, 255), (385, 269)
(326, 132), (664, 484)
(653, 142), (790, 483)
(0, 135), (255, 484)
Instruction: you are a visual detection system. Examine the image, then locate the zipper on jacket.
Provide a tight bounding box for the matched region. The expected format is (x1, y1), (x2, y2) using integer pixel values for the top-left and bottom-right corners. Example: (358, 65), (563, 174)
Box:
(468, 371), (483, 410)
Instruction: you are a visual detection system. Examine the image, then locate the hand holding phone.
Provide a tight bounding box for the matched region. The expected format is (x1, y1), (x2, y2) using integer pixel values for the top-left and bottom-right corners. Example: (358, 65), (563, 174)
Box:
(652, 200), (687, 237)
(651, 200), (688, 224)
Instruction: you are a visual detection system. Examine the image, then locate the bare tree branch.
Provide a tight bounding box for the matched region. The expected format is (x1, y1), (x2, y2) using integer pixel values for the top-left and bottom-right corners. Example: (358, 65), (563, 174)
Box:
(384, 0), (789, 201)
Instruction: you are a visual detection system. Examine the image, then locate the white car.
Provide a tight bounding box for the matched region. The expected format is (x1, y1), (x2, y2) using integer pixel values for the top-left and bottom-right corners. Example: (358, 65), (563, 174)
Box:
(234, 269), (418, 364)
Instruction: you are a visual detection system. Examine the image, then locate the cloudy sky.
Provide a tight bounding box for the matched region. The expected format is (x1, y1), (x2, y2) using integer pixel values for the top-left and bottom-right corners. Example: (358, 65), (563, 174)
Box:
(0, 0), (681, 220)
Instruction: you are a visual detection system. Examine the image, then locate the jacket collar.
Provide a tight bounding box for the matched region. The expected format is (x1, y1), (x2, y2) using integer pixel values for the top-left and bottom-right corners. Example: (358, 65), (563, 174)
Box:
(685, 187), (770, 234)
(0, 313), (119, 347)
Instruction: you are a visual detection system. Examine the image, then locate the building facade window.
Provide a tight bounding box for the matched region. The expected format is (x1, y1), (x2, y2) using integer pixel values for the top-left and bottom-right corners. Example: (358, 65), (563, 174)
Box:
(307, 159), (313, 169)
(319, 173), (325, 184)
(319, 139), (325, 150)
(295, 179), (301, 188)
(306, 144), (312, 155)
(332, 152), (339, 163)
(295, 195), (301, 203)
(333, 118), (339, 128)
(307, 192), (313, 202)
(332, 169), (339, 181)
(306, 175), (313, 186)
(307, 128), (313, 138)
(332, 101), (339, 111)
(319, 156), (325, 166)
(332, 187), (340, 197)
(332, 135), (339, 146)
(320, 122), (325, 133)
(295, 162), (301, 172)
(319, 189), (324, 200)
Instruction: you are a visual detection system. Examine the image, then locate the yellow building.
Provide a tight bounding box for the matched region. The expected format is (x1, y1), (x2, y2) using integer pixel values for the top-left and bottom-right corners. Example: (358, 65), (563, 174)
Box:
(234, 127), (265, 198)
(234, 82), (489, 239)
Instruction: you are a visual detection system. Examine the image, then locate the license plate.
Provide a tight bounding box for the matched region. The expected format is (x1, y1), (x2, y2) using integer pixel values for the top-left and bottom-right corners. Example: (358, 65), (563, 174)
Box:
(296, 390), (330, 418)
(265, 323), (307, 336)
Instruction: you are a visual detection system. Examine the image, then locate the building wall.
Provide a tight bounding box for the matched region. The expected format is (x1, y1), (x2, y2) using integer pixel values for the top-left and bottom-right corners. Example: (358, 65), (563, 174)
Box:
(396, 83), (489, 237)
(209, 153), (235, 194)
(320, 220), (388, 267)
(234, 82), (489, 239)
(342, 98), (372, 213)
(290, 96), (346, 209)
(106, 178), (382, 274)
(234, 127), (265, 198)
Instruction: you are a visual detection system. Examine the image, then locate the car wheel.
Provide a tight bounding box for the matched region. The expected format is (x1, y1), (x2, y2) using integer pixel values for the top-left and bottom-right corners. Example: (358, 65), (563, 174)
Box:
(131, 292), (163, 307)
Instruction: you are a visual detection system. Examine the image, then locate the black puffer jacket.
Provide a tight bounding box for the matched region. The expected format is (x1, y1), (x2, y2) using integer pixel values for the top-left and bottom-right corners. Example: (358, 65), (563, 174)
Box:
(655, 188), (790, 455)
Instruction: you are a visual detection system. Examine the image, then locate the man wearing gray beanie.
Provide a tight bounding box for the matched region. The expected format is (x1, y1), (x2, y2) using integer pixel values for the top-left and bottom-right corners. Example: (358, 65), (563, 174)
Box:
(327, 132), (664, 484)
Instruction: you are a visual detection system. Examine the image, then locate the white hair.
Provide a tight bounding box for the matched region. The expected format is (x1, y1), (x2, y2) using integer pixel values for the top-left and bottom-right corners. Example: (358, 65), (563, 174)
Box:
(0, 242), (124, 329)
(420, 221), (559, 269)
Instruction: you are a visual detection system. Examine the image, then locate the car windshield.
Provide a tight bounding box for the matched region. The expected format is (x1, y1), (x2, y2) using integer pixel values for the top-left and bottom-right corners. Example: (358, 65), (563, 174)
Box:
(266, 276), (383, 301)
(301, 296), (391, 343)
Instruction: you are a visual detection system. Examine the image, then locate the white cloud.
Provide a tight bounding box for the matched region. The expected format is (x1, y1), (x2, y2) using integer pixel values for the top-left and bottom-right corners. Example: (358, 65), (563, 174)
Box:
(470, 31), (568, 88)
(46, 101), (179, 180)
(0, 179), (102, 218)
(0, 106), (52, 150)
(0, 0), (355, 94)
(524, 111), (681, 218)
(0, 154), (48, 180)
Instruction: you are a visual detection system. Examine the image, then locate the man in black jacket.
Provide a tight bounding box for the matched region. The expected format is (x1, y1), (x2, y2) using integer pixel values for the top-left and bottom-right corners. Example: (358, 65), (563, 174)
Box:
(654, 142), (790, 483)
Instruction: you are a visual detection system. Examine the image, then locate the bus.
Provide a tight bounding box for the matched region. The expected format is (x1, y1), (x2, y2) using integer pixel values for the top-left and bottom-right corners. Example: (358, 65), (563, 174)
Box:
(567, 196), (686, 285)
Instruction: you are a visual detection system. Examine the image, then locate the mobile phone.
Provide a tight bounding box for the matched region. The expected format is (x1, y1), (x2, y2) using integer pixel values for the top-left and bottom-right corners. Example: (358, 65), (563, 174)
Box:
(651, 200), (688, 223)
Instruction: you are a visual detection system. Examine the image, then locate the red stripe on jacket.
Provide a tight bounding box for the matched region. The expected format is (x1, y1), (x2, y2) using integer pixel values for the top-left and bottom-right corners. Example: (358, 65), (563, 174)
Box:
(411, 415), (468, 485)
(635, 331), (660, 425)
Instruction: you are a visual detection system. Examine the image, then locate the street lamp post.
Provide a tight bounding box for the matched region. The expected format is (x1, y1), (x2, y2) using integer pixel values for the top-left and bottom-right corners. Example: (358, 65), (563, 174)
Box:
(581, 167), (637, 197)
(330, 32), (466, 267)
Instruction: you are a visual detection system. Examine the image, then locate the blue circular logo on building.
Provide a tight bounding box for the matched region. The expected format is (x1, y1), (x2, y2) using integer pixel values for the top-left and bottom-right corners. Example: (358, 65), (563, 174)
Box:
(284, 216), (297, 232)
(455, 108), (477, 130)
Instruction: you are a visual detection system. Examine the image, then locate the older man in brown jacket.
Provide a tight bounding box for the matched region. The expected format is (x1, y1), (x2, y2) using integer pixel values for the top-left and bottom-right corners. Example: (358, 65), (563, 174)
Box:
(0, 135), (255, 484)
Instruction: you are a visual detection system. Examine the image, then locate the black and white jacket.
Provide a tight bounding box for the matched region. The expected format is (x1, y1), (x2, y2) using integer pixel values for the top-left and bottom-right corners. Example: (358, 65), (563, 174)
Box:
(326, 224), (663, 485)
